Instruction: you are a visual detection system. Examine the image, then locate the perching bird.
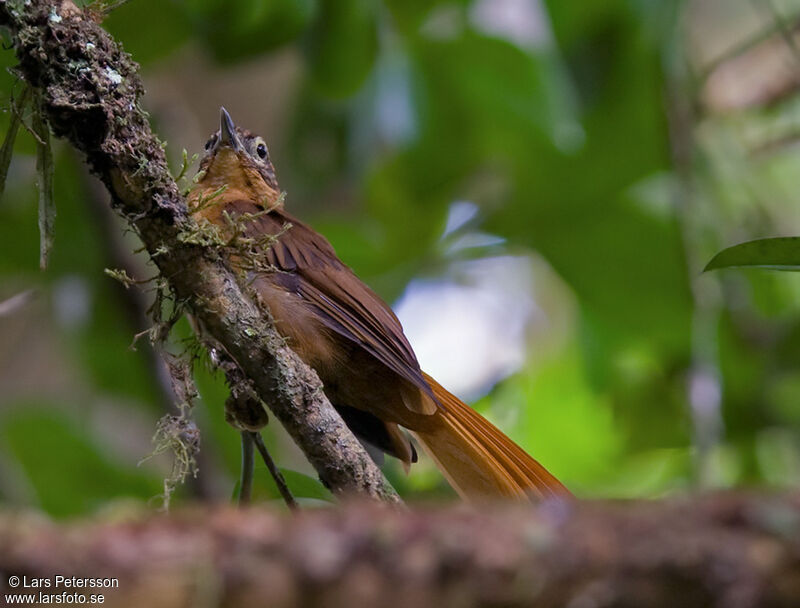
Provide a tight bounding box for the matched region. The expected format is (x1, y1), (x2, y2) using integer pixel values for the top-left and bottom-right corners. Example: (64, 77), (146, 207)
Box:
(188, 107), (570, 501)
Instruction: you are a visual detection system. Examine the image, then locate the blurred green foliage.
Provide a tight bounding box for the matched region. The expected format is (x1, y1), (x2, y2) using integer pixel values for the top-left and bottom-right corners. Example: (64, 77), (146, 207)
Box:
(2, 0), (800, 515)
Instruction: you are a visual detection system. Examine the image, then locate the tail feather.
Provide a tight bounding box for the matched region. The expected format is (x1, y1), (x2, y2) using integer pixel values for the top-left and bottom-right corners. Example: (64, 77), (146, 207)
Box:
(412, 373), (571, 501)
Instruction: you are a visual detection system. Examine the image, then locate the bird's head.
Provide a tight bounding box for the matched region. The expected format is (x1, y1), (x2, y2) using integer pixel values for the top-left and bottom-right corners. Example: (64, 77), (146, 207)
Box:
(189, 107), (281, 210)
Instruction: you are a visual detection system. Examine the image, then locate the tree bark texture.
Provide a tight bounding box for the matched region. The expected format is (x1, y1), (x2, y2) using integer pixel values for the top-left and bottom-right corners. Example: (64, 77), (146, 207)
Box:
(0, 0), (398, 503)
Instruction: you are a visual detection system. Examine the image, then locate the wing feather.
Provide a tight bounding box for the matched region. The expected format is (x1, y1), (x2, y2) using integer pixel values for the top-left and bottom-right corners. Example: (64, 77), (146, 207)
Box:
(228, 201), (437, 413)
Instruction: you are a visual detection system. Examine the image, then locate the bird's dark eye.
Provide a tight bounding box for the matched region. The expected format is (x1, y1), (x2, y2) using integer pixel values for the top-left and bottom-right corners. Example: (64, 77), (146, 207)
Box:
(256, 143), (267, 159)
(205, 135), (217, 150)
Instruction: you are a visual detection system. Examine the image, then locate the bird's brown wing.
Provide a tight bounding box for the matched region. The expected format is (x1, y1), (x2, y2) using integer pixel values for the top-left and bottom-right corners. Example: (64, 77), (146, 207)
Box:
(212, 200), (571, 500)
(229, 201), (437, 415)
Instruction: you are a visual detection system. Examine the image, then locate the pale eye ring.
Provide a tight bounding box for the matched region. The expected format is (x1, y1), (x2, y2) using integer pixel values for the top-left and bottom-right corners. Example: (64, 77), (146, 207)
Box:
(256, 142), (267, 159)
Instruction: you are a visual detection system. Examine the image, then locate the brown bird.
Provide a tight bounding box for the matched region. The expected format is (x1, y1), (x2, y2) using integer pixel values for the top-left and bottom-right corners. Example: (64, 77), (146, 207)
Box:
(189, 108), (570, 501)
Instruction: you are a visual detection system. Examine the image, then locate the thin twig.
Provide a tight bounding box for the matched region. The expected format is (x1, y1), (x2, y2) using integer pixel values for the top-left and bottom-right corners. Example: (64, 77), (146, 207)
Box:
(0, 289), (37, 317)
(239, 431), (254, 505)
(756, 0), (800, 60)
(699, 8), (800, 81)
(0, 84), (30, 201)
(252, 431), (298, 511)
(31, 93), (54, 270)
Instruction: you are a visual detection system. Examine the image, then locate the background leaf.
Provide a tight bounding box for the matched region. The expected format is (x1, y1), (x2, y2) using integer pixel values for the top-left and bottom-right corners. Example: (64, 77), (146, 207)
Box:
(706, 238), (800, 272)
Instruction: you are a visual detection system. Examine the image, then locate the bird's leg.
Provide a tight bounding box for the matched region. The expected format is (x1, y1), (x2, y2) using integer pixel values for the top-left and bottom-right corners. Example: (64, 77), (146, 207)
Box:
(251, 431), (299, 511)
(209, 343), (297, 509)
(239, 430), (254, 505)
(224, 377), (299, 510)
(223, 369), (270, 507)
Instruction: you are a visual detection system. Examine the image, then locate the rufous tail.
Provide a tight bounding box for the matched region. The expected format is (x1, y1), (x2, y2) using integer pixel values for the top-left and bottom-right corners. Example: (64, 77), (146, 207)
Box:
(412, 373), (571, 501)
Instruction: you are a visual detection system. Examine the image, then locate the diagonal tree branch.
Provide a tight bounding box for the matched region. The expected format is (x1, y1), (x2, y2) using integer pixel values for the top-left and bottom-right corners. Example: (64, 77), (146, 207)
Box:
(0, 0), (399, 503)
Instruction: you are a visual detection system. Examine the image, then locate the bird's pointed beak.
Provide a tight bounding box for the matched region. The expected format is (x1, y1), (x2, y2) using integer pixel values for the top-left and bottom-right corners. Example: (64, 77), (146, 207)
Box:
(218, 106), (242, 152)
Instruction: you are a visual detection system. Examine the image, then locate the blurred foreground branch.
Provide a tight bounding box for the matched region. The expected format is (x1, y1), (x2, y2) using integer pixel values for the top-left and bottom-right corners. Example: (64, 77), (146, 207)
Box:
(1, 494), (799, 607)
(0, 0), (398, 503)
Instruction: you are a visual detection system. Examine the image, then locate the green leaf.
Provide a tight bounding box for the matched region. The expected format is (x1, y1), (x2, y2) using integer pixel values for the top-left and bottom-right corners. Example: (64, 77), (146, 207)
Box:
(194, 0), (318, 63)
(414, 34), (567, 146)
(104, 0), (193, 66)
(278, 469), (333, 502)
(482, 348), (623, 490)
(599, 448), (692, 498)
(1, 406), (159, 517)
(384, 0), (456, 34)
(305, 0), (378, 97)
(245, 467), (333, 504)
(705, 237), (800, 272)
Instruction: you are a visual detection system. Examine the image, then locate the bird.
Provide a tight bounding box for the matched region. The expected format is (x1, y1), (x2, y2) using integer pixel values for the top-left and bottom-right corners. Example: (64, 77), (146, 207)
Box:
(188, 107), (571, 502)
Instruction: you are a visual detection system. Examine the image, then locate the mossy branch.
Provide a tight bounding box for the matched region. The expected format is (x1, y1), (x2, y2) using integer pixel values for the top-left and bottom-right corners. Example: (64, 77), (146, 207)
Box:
(0, 0), (399, 504)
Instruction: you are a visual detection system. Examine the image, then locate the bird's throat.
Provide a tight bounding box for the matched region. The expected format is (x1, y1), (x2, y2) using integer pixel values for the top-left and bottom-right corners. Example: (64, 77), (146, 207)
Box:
(189, 148), (280, 212)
